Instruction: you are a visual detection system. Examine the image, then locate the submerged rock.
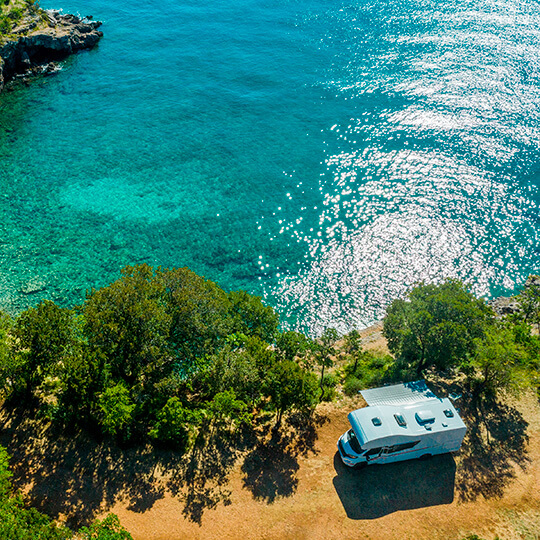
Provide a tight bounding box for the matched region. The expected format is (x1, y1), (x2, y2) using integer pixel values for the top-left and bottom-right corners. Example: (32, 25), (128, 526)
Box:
(0, 9), (103, 92)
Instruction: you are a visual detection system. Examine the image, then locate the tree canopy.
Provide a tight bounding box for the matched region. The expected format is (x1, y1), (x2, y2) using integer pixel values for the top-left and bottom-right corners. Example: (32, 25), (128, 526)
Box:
(383, 279), (494, 373)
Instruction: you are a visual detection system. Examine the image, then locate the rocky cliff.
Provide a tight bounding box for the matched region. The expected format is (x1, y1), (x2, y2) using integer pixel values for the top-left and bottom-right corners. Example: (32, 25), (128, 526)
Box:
(0, 10), (103, 92)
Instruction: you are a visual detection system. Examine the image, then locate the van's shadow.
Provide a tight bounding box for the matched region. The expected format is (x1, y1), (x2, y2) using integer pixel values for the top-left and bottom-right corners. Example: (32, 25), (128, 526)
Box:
(332, 452), (456, 519)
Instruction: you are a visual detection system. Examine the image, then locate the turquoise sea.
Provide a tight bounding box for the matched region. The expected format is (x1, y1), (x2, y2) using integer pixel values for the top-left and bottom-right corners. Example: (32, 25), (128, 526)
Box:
(0, 0), (539, 334)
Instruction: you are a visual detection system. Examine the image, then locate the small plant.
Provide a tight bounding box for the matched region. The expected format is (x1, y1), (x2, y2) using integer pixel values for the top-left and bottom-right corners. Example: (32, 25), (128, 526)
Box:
(149, 397), (200, 450)
(96, 384), (135, 438)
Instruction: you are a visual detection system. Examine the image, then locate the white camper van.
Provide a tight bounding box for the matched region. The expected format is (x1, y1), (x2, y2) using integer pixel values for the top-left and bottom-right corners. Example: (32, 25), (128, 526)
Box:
(337, 381), (467, 468)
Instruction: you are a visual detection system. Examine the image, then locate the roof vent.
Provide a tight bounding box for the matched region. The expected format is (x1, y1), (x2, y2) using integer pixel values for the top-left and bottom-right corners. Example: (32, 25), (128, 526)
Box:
(443, 409), (454, 418)
(415, 410), (435, 425)
(371, 417), (382, 426)
(394, 413), (407, 427)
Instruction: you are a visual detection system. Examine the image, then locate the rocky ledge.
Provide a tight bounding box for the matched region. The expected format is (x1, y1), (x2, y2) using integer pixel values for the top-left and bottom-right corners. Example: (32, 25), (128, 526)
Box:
(489, 275), (540, 317)
(0, 10), (103, 92)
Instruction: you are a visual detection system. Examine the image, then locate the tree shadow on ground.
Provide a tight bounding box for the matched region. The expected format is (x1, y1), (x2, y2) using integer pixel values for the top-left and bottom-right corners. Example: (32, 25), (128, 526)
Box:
(0, 406), (265, 528)
(455, 397), (529, 502)
(241, 411), (327, 503)
(425, 378), (530, 502)
(333, 452), (456, 519)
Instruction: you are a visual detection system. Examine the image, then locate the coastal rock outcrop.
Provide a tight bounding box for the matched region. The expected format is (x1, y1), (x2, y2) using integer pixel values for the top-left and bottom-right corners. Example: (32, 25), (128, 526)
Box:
(489, 274), (540, 317)
(0, 11), (103, 92)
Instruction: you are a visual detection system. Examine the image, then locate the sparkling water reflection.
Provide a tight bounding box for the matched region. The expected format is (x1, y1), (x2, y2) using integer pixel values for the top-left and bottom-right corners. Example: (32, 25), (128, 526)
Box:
(0, 0), (539, 335)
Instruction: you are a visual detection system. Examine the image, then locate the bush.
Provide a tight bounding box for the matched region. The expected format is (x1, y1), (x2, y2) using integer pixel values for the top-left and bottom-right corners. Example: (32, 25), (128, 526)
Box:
(96, 384), (135, 438)
(149, 397), (200, 450)
(320, 372), (338, 402)
(78, 514), (133, 540)
(343, 376), (363, 397)
(209, 389), (250, 425)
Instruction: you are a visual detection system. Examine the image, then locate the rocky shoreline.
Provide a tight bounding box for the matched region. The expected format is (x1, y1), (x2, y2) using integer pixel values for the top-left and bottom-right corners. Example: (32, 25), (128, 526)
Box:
(0, 10), (103, 92)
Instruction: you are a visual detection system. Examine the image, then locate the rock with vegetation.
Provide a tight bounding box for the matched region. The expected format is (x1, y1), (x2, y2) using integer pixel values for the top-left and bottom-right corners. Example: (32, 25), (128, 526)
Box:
(0, 0), (102, 92)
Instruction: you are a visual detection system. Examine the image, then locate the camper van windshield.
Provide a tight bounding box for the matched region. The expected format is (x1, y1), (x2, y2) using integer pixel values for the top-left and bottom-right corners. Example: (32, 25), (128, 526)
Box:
(347, 429), (363, 453)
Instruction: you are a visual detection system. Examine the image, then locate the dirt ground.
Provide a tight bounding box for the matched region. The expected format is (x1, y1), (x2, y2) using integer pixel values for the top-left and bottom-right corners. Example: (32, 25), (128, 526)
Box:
(106, 396), (540, 540)
(1, 323), (540, 540)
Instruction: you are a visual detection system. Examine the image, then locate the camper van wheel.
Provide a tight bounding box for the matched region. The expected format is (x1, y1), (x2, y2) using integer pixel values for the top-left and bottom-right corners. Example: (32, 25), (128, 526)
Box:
(419, 453), (432, 460)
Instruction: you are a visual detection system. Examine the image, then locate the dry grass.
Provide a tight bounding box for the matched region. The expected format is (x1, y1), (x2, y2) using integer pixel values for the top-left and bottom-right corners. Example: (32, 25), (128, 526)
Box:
(1, 324), (539, 540)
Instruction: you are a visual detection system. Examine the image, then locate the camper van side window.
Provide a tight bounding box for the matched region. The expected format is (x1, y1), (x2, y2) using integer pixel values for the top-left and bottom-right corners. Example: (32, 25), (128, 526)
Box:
(364, 447), (382, 457)
(386, 441), (420, 454)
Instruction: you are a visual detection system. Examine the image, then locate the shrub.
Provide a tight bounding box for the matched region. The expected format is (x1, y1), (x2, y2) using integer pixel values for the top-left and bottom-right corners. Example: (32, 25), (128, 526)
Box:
(343, 376), (363, 397)
(78, 514), (133, 540)
(209, 389), (250, 425)
(96, 384), (135, 438)
(149, 397), (200, 450)
(320, 372), (338, 402)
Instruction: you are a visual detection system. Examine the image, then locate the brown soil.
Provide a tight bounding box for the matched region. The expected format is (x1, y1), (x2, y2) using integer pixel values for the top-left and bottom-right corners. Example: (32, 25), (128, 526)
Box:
(1, 324), (539, 540)
(107, 395), (540, 540)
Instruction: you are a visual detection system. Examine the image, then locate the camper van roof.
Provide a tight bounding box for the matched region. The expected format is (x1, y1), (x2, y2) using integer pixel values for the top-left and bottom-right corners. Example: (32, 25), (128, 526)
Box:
(348, 395), (466, 445)
(360, 380), (438, 406)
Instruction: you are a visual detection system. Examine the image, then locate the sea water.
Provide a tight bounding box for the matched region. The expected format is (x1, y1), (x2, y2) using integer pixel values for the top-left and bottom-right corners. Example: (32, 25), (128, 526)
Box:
(0, 0), (539, 334)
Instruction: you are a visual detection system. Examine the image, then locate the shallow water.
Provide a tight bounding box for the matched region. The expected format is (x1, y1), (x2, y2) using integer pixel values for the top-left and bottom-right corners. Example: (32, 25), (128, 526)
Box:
(0, 0), (539, 334)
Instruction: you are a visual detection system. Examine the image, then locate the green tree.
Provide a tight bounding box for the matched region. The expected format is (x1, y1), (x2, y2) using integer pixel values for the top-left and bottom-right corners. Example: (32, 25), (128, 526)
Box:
(275, 330), (310, 363)
(12, 300), (74, 400)
(228, 290), (279, 344)
(314, 328), (339, 395)
(83, 264), (171, 386)
(157, 266), (232, 365)
(208, 389), (250, 426)
(463, 325), (529, 403)
(383, 279), (493, 373)
(149, 396), (200, 450)
(264, 361), (318, 427)
(517, 276), (540, 329)
(344, 329), (362, 373)
(96, 383), (135, 438)
(57, 346), (109, 426)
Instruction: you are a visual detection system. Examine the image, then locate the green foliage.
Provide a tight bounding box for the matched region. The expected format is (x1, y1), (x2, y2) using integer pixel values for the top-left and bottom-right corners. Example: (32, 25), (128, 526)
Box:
(264, 360), (318, 426)
(83, 264), (171, 386)
(313, 328), (339, 395)
(78, 514), (133, 540)
(96, 383), (135, 438)
(56, 347), (108, 426)
(342, 351), (397, 396)
(462, 325), (530, 402)
(320, 372), (338, 402)
(383, 279), (493, 373)
(12, 300), (74, 399)
(195, 344), (262, 405)
(517, 276), (540, 328)
(342, 376), (363, 397)
(275, 330), (311, 363)
(7, 6), (22, 19)
(208, 389), (250, 425)
(0, 310), (12, 393)
(343, 329), (362, 372)
(0, 445), (71, 539)
(0, 444), (131, 539)
(0, 497), (72, 540)
(0, 445), (12, 499)
(0, 15), (11, 33)
(158, 266), (233, 364)
(149, 397), (199, 450)
(228, 290), (279, 343)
